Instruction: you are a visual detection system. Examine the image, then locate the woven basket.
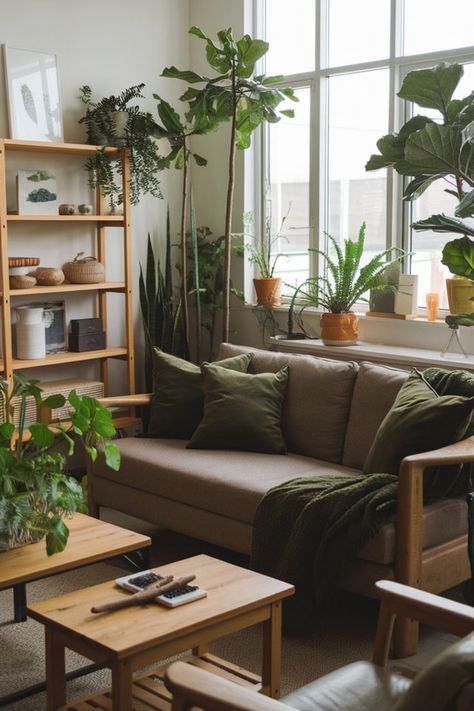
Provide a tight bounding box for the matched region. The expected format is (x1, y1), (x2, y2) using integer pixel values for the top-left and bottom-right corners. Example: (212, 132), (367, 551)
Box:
(9, 274), (37, 289)
(35, 267), (65, 286)
(63, 258), (105, 284)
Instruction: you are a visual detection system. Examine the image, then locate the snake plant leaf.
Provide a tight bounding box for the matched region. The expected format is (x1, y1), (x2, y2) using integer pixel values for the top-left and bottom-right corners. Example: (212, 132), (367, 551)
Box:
(455, 189), (474, 218)
(441, 236), (474, 280)
(398, 62), (463, 116)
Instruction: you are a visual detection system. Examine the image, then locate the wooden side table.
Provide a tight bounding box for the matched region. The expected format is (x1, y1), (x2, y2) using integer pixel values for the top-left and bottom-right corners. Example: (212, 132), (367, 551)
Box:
(27, 554), (294, 711)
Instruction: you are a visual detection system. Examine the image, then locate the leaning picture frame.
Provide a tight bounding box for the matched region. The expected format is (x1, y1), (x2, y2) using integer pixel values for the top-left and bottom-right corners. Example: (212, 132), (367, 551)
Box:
(3, 46), (63, 142)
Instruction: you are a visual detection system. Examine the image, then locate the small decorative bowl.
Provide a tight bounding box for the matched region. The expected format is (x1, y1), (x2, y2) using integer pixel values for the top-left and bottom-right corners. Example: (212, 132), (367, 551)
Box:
(59, 204), (76, 215)
(78, 203), (93, 215)
(35, 267), (65, 286)
(10, 275), (37, 289)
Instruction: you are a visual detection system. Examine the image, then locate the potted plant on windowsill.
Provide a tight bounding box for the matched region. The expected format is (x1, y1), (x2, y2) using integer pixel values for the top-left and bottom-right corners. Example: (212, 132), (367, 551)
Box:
(286, 223), (407, 345)
(0, 374), (120, 555)
(246, 210), (289, 308)
(366, 61), (474, 321)
(79, 84), (165, 211)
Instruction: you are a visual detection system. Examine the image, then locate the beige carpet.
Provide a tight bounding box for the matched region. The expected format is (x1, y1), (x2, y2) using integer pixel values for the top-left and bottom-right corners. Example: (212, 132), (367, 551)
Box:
(0, 510), (457, 710)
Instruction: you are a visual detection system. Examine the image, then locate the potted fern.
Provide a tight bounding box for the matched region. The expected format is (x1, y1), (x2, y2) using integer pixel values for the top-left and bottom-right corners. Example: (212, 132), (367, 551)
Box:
(287, 223), (406, 345)
(0, 373), (120, 555)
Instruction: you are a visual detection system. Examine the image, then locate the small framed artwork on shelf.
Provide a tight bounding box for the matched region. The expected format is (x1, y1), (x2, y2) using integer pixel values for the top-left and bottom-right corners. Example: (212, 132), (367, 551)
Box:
(3, 46), (63, 142)
(17, 169), (58, 214)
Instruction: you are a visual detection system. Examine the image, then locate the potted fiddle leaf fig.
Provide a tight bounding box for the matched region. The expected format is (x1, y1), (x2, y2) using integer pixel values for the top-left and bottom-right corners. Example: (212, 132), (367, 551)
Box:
(162, 26), (298, 342)
(286, 223), (407, 345)
(0, 373), (120, 555)
(366, 61), (474, 315)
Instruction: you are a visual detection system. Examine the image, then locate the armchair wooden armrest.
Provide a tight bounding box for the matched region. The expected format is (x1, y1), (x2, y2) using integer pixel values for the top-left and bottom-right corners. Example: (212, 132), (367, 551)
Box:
(165, 661), (294, 711)
(97, 393), (153, 408)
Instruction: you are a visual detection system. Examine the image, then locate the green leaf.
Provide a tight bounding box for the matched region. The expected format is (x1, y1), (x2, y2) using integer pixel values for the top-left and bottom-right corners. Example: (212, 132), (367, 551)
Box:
(441, 236), (474, 280)
(405, 123), (461, 176)
(398, 62), (463, 116)
(0, 422), (14, 444)
(85, 445), (98, 462)
(175, 146), (185, 170)
(92, 409), (116, 438)
(455, 188), (474, 218)
(189, 26), (208, 40)
(42, 394), (66, 409)
(161, 66), (206, 84)
(412, 214), (474, 238)
(157, 99), (184, 134)
(29, 423), (54, 449)
(192, 153), (207, 166)
(280, 109), (295, 118)
(236, 36), (269, 65)
(71, 412), (89, 435)
(446, 313), (474, 327)
(46, 516), (69, 556)
(403, 173), (444, 201)
(104, 442), (121, 471)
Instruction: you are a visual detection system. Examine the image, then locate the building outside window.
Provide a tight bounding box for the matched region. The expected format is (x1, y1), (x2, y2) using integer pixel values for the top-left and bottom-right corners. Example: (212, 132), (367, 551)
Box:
(257, 0), (474, 309)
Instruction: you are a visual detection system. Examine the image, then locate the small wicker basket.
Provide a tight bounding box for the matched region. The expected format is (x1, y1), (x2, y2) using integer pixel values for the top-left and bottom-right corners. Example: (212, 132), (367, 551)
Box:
(63, 257), (105, 284)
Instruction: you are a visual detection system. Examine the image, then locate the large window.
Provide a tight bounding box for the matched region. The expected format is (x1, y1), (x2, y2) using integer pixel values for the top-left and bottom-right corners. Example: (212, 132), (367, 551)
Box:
(259, 0), (474, 307)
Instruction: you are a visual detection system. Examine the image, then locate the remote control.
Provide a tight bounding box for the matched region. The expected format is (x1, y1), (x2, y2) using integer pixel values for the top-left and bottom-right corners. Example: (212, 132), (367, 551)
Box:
(155, 584), (207, 608)
(115, 569), (163, 593)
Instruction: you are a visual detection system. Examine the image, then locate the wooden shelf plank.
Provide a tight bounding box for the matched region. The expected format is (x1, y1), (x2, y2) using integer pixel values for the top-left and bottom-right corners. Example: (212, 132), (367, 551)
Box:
(12, 347), (127, 369)
(8, 281), (126, 296)
(2, 138), (121, 156)
(7, 214), (124, 224)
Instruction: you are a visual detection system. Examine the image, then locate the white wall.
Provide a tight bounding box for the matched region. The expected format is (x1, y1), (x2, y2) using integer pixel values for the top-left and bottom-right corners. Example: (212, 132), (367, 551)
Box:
(1, 0), (190, 391)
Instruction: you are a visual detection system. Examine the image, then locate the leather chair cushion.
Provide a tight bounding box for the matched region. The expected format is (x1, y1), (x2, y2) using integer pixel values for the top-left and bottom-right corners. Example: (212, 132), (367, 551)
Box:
(281, 661), (411, 711)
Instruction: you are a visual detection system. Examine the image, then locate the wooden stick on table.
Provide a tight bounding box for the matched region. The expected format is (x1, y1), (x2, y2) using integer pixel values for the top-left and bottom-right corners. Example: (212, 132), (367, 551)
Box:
(91, 575), (196, 614)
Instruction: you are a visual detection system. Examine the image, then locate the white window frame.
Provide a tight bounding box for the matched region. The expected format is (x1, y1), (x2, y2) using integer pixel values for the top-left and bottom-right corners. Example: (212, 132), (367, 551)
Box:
(254, 0), (474, 306)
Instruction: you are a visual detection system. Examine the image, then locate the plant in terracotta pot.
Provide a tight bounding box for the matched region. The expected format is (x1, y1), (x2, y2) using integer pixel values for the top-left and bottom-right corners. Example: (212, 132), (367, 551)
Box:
(245, 210), (289, 308)
(366, 62), (474, 318)
(287, 223), (406, 345)
(0, 373), (120, 555)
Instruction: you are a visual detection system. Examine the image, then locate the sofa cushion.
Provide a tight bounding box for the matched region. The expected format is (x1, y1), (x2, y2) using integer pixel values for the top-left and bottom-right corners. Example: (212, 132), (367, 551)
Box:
(218, 343), (359, 463)
(188, 364), (289, 454)
(359, 497), (468, 564)
(282, 661), (411, 711)
(364, 369), (474, 476)
(93, 437), (360, 524)
(343, 362), (408, 469)
(147, 350), (251, 439)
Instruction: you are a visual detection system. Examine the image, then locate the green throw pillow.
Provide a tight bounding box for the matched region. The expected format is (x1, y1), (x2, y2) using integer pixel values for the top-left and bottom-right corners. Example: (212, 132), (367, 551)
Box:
(187, 363), (289, 454)
(363, 369), (474, 476)
(147, 350), (251, 439)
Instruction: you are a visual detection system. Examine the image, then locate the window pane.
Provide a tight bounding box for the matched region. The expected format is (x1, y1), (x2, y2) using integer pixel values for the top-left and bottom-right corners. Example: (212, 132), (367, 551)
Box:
(328, 70), (389, 260)
(409, 63), (474, 308)
(266, 0), (315, 76)
(328, 0), (390, 67)
(267, 88), (311, 288)
(404, 0), (474, 56)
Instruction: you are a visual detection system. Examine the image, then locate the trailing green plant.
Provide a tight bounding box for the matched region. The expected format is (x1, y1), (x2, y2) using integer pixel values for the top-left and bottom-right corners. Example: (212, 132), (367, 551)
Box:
(0, 374), (120, 556)
(286, 223), (407, 336)
(79, 84), (164, 210)
(162, 26), (298, 342)
(366, 62), (474, 282)
(139, 209), (187, 391)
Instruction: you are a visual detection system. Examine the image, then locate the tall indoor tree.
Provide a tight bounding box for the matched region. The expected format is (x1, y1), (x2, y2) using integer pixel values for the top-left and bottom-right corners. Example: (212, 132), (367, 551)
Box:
(163, 26), (297, 342)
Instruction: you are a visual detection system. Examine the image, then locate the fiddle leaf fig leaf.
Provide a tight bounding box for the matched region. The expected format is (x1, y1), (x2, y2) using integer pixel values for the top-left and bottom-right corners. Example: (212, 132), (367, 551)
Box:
(189, 26), (208, 41)
(446, 313), (474, 328)
(398, 62), (463, 116)
(403, 173), (444, 201)
(192, 153), (207, 166)
(441, 236), (474, 280)
(405, 123), (462, 176)
(412, 214), (474, 237)
(161, 66), (206, 84)
(157, 100), (184, 134)
(236, 36), (269, 65)
(455, 188), (474, 218)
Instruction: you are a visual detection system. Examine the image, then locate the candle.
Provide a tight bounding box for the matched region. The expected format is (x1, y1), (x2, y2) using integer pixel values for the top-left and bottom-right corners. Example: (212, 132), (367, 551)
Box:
(426, 292), (440, 321)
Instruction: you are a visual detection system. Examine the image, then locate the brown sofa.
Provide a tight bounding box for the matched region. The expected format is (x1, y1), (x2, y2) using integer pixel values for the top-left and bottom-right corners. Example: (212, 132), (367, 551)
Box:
(90, 343), (474, 656)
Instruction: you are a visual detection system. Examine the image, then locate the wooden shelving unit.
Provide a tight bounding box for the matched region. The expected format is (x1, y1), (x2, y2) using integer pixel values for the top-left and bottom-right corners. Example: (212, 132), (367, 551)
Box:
(0, 138), (135, 398)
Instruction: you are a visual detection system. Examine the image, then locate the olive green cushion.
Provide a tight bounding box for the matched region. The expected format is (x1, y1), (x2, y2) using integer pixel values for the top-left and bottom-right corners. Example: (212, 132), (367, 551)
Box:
(364, 369), (474, 476)
(188, 364), (289, 454)
(147, 350), (251, 439)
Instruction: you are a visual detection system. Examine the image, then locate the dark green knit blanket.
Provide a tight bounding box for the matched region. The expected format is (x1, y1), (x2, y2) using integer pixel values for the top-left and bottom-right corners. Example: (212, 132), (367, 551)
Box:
(251, 472), (398, 633)
(250, 368), (474, 634)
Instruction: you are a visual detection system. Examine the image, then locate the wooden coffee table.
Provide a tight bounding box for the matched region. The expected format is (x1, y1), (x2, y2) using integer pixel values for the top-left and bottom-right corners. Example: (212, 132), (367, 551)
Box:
(27, 554), (294, 711)
(0, 512), (151, 623)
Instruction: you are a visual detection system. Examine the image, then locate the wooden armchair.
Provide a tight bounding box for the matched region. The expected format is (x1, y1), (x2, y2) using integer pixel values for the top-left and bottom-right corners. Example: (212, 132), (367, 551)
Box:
(164, 580), (474, 711)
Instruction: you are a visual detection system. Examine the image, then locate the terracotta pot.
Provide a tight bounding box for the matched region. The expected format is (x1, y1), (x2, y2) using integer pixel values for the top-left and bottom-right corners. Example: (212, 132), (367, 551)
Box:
(446, 277), (474, 314)
(320, 312), (358, 346)
(253, 277), (281, 307)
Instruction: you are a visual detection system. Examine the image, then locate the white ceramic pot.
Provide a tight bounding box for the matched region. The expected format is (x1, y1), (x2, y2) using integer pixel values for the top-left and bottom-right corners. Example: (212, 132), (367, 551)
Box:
(16, 306), (46, 359)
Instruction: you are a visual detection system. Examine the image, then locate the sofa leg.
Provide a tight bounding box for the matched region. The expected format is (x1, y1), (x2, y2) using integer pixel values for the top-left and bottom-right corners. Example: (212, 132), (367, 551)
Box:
(392, 616), (419, 658)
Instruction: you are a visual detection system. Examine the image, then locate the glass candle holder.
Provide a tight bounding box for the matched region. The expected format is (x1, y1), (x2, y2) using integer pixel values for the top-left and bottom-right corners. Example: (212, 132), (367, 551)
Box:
(426, 292), (440, 321)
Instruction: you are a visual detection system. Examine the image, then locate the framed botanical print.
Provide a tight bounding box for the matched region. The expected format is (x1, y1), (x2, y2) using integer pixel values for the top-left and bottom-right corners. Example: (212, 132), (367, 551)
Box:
(3, 46), (63, 142)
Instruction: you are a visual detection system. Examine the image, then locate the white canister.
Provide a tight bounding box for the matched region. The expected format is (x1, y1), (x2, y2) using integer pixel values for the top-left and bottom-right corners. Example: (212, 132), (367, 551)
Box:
(15, 306), (46, 359)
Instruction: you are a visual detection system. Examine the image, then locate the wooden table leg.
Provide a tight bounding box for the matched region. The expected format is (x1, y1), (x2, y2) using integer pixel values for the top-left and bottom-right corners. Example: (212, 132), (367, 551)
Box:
(45, 627), (66, 711)
(111, 658), (133, 711)
(262, 601), (282, 698)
